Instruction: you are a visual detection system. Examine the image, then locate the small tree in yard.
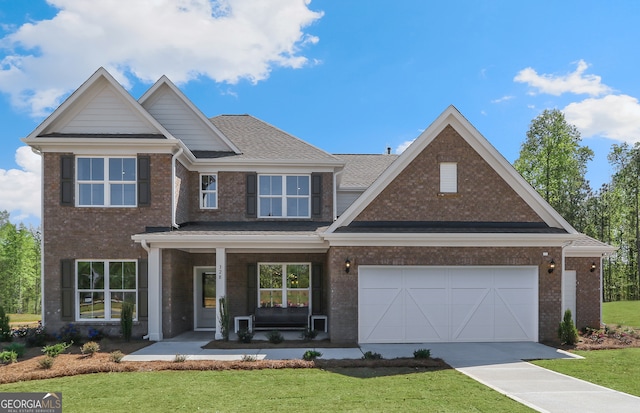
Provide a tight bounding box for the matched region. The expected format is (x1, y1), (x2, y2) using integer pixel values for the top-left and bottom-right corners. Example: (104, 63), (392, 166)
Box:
(121, 302), (134, 342)
(558, 309), (579, 345)
(0, 306), (12, 342)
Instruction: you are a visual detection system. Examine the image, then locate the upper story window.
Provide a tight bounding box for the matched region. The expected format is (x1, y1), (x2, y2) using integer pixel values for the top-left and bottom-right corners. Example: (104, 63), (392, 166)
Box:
(200, 174), (218, 209)
(258, 175), (310, 218)
(77, 157), (136, 206)
(439, 162), (457, 193)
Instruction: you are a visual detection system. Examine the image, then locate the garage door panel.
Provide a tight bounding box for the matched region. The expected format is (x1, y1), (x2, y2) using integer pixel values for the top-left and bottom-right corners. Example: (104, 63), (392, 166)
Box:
(359, 266), (538, 343)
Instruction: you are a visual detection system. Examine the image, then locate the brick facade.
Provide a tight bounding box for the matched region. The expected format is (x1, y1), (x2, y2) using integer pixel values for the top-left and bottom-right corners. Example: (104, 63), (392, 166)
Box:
(182, 170), (334, 223)
(356, 125), (544, 223)
(566, 257), (602, 330)
(42, 152), (173, 336)
(327, 246), (563, 344)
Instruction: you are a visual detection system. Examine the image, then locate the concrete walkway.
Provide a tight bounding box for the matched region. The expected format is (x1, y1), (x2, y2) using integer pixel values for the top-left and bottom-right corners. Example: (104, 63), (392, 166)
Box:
(124, 336), (640, 413)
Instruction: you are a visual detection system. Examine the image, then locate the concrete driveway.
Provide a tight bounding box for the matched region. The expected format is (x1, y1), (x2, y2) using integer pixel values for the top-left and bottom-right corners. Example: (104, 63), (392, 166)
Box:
(362, 342), (640, 413)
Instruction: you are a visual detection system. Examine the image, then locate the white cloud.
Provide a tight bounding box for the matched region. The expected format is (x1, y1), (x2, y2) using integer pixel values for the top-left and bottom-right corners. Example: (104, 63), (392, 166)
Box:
(0, 146), (41, 221)
(514, 60), (611, 97)
(564, 94), (640, 142)
(0, 0), (324, 117)
(491, 95), (514, 104)
(395, 140), (414, 154)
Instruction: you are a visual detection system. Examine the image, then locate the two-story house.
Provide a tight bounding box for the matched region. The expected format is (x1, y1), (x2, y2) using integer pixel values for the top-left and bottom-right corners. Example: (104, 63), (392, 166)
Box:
(24, 68), (613, 344)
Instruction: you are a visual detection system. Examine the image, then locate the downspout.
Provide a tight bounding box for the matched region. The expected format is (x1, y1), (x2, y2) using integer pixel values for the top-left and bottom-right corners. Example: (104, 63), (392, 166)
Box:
(333, 169), (343, 221)
(31, 147), (45, 326)
(171, 147), (184, 229)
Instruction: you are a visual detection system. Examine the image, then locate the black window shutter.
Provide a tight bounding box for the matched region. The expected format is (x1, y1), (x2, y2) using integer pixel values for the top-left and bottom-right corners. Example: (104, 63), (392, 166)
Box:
(247, 263), (257, 313)
(312, 262), (323, 315)
(60, 155), (74, 206)
(246, 173), (257, 218)
(61, 259), (75, 321)
(311, 173), (322, 218)
(138, 259), (148, 320)
(138, 155), (151, 207)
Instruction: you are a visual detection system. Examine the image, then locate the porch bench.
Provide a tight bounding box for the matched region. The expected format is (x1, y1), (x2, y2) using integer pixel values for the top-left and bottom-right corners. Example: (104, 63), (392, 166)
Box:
(253, 307), (309, 329)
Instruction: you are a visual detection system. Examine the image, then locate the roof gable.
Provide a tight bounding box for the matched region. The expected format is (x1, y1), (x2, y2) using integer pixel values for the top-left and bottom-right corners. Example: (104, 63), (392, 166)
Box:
(139, 77), (240, 153)
(327, 106), (576, 234)
(26, 68), (170, 139)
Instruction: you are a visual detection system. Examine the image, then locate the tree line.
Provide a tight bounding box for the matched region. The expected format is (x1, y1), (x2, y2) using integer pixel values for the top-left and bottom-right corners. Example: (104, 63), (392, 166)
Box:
(0, 211), (41, 314)
(515, 109), (640, 302)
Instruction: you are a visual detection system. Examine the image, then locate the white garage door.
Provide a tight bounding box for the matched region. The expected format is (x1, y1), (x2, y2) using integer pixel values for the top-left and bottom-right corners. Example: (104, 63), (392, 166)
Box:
(358, 266), (538, 343)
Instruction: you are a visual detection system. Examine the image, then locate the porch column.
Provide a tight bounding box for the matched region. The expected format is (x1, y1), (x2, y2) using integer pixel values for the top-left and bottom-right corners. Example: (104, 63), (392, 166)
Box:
(215, 247), (227, 340)
(147, 247), (163, 341)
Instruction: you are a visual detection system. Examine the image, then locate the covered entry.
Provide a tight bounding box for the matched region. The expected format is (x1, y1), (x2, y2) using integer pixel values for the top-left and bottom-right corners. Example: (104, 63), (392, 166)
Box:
(358, 266), (538, 343)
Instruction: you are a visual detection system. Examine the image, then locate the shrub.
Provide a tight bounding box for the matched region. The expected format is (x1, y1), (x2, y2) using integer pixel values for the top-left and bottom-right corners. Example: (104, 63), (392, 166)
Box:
(173, 354), (187, 363)
(558, 309), (579, 345)
(81, 341), (100, 356)
(4, 342), (26, 358)
(25, 323), (48, 347)
(362, 351), (383, 360)
(237, 328), (254, 344)
(0, 306), (12, 342)
(0, 350), (17, 364)
(121, 301), (134, 342)
(267, 330), (284, 344)
(413, 348), (431, 359)
(38, 356), (55, 369)
(87, 328), (105, 341)
(110, 350), (124, 363)
(303, 350), (322, 361)
(300, 327), (318, 341)
(219, 296), (230, 341)
(57, 323), (82, 344)
(42, 341), (71, 358)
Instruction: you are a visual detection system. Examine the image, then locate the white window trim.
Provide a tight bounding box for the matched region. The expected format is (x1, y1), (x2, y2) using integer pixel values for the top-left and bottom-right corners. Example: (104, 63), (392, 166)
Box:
(440, 162), (457, 193)
(75, 259), (138, 322)
(258, 174), (311, 218)
(76, 156), (137, 207)
(200, 173), (218, 209)
(257, 262), (311, 308)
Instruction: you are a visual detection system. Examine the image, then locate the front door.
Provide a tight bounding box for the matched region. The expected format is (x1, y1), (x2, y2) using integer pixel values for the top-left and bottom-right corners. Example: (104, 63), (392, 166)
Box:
(194, 267), (216, 330)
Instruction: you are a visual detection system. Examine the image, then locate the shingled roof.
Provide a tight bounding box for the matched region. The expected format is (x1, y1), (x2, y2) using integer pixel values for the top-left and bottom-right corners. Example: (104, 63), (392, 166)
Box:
(334, 154), (399, 189)
(209, 115), (341, 163)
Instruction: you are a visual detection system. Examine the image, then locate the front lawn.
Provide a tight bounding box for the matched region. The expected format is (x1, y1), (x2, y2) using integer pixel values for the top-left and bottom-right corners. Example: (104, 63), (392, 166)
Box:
(603, 300), (640, 328)
(532, 348), (640, 397)
(8, 313), (41, 326)
(0, 368), (533, 412)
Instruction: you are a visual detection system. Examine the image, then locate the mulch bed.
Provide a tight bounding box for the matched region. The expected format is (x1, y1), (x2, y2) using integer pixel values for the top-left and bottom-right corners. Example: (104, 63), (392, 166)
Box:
(3, 325), (639, 385)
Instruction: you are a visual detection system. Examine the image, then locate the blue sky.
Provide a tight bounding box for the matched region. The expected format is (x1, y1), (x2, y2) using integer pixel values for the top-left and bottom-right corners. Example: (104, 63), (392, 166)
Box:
(1, 0), (640, 226)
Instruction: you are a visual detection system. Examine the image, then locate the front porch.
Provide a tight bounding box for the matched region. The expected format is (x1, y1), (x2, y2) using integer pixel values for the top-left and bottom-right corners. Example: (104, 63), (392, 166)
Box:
(140, 244), (329, 341)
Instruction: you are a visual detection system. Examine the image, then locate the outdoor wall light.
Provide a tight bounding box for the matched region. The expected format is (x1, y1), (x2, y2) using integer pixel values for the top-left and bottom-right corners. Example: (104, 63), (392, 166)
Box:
(548, 260), (556, 274)
(590, 262), (597, 272)
(345, 258), (351, 274)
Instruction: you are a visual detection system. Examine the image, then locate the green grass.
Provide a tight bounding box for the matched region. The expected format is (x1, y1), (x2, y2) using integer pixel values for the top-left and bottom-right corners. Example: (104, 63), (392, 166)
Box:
(0, 369), (533, 412)
(8, 313), (41, 326)
(603, 300), (640, 328)
(532, 348), (640, 397)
